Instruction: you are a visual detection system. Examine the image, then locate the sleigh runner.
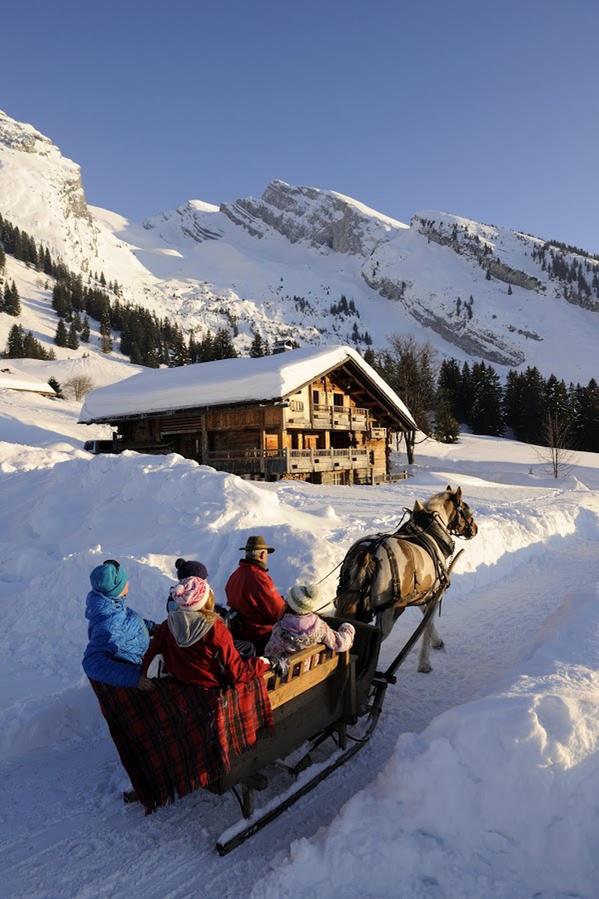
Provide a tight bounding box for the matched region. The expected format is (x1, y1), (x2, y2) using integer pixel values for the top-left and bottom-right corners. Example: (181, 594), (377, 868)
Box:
(91, 487), (477, 853)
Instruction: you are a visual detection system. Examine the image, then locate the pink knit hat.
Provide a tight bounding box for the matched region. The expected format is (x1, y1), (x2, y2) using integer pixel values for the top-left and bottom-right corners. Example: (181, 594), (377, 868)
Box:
(169, 576), (210, 610)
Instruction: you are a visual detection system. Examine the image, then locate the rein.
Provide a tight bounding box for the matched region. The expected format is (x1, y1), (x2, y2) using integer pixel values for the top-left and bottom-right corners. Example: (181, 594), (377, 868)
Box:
(339, 498), (470, 621)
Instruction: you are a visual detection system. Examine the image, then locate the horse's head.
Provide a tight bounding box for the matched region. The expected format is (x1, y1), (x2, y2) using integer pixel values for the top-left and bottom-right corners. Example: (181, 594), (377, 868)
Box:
(424, 486), (478, 540)
(446, 485), (478, 539)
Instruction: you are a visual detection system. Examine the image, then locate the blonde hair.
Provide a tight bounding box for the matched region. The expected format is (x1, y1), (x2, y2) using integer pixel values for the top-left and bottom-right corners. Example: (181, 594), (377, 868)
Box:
(200, 587), (220, 623)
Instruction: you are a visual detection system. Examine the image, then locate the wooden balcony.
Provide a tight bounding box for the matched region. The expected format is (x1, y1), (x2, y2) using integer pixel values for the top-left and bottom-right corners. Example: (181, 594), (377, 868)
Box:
(205, 447), (371, 478)
(286, 404), (370, 431)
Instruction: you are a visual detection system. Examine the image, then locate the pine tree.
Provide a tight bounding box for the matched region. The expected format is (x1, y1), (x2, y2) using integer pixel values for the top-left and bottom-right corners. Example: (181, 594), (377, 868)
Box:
(371, 335), (438, 461)
(55, 319), (68, 347)
(5, 323), (25, 357)
(47, 376), (64, 398)
(517, 367), (547, 444)
(213, 328), (237, 360)
(80, 316), (91, 343)
(169, 334), (192, 367)
(4, 280), (21, 316)
(249, 332), (265, 357)
(469, 363), (504, 436)
(437, 358), (463, 421)
(67, 321), (80, 350)
(23, 331), (55, 360)
(100, 319), (113, 353)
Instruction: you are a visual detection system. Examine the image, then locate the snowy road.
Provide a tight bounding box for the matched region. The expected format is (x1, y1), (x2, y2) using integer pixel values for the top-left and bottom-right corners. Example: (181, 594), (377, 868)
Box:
(3, 496), (598, 898)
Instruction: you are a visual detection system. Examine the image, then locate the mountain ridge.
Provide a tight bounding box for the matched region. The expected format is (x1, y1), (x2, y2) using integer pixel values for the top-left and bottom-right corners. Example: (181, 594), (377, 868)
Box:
(1, 109), (598, 384)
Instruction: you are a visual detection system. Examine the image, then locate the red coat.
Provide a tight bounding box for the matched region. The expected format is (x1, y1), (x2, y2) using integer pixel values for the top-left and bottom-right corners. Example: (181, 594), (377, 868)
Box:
(225, 560), (286, 648)
(141, 616), (269, 690)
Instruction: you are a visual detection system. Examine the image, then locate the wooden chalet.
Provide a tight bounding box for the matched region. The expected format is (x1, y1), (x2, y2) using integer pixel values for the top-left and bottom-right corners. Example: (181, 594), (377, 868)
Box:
(79, 345), (416, 485)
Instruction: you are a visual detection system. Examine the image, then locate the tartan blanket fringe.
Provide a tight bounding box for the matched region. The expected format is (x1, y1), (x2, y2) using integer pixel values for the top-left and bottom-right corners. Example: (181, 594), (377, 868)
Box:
(90, 676), (274, 813)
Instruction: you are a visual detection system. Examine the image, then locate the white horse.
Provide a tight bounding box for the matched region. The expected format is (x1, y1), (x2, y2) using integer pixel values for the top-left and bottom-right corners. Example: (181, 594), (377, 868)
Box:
(334, 486), (478, 672)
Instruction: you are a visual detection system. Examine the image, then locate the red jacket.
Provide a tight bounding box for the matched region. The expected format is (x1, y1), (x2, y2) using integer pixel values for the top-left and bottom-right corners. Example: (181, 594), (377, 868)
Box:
(141, 616), (269, 690)
(225, 560), (286, 648)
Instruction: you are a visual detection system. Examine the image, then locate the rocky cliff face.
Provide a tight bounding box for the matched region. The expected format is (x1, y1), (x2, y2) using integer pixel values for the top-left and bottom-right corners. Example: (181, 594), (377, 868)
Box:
(0, 110), (96, 266)
(220, 180), (406, 256)
(3, 108), (599, 381)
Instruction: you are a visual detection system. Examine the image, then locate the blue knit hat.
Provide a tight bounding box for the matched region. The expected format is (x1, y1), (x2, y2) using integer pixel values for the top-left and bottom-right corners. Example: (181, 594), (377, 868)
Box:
(90, 562), (128, 598)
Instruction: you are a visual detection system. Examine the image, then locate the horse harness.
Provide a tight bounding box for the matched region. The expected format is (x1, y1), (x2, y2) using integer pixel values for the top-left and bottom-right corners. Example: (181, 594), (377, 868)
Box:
(340, 499), (467, 622)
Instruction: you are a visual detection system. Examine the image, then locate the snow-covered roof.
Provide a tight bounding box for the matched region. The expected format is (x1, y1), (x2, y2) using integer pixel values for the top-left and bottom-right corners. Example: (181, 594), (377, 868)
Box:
(0, 366), (56, 395)
(79, 345), (416, 428)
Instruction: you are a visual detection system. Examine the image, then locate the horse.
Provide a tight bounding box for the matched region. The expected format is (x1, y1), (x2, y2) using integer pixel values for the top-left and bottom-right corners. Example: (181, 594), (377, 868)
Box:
(334, 486), (478, 673)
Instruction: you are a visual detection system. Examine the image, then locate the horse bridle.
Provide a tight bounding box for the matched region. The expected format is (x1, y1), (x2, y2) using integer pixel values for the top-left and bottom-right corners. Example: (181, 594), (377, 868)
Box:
(448, 499), (476, 539)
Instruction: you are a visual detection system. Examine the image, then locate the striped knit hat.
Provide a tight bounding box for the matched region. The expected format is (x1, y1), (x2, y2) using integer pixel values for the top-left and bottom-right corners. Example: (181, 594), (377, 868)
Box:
(286, 584), (320, 615)
(169, 576), (210, 610)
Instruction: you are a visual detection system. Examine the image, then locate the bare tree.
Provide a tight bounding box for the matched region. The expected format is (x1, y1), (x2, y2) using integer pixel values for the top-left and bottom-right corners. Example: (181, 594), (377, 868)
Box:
(536, 410), (576, 478)
(375, 335), (439, 464)
(63, 375), (95, 402)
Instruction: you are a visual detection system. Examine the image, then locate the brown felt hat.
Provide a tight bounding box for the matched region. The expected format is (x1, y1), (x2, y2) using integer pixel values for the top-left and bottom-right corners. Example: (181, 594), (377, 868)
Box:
(240, 535), (275, 554)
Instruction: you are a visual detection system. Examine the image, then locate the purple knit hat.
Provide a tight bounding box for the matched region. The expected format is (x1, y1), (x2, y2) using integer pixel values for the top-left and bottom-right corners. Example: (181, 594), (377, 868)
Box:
(175, 558), (208, 581)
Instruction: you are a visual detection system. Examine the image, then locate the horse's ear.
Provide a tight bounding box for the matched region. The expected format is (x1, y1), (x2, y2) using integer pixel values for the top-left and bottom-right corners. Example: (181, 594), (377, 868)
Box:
(446, 484), (452, 492)
(413, 499), (424, 512)
(455, 486), (462, 503)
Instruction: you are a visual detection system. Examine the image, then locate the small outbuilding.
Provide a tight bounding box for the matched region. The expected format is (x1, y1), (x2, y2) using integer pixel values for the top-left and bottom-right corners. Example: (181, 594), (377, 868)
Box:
(0, 366), (56, 397)
(79, 345), (416, 484)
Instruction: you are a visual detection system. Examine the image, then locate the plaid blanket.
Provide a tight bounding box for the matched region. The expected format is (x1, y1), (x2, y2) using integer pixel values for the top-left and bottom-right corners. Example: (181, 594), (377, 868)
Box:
(90, 676), (274, 813)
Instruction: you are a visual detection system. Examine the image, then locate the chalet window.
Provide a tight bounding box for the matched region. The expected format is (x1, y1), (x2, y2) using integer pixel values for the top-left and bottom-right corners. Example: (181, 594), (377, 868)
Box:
(290, 399), (304, 412)
(333, 393), (344, 407)
(312, 390), (319, 405)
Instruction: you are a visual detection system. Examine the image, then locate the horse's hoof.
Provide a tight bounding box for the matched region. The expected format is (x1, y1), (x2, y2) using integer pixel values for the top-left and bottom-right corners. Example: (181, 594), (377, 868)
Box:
(433, 640), (445, 650)
(418, 663), (433, 673)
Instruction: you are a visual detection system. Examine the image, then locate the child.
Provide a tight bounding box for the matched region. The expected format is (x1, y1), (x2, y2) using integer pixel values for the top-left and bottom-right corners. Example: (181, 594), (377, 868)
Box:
(142, 576), (283, 690)
(83, 560), (157, 690)
(264, 584), (355, 662)
(166, 557), (209, 612)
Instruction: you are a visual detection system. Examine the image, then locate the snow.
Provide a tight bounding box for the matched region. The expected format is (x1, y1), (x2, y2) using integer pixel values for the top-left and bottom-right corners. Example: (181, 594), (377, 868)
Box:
(0, 365), (55, 394)
(79, 344), (416, 427)
(3, 108), (599, 384)
(1, 383), (599, 898)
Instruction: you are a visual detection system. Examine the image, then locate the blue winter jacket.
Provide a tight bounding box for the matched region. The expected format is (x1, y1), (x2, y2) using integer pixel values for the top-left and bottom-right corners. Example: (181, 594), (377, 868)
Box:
(82, 588), (156, 688)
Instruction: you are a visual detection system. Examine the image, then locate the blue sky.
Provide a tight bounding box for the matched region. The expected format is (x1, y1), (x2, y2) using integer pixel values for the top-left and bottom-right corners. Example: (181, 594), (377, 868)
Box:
(2, 0), (598, 251)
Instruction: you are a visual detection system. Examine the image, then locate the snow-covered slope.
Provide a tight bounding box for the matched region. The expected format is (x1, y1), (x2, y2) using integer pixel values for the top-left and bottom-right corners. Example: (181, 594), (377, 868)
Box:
(2, 388), (599, 897)
(2, 109), (599, 383)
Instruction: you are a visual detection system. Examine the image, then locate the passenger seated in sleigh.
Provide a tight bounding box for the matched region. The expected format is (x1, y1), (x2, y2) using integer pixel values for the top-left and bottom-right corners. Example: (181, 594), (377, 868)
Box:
(264, 584), (355, 672)
(142, 575), (288, 687)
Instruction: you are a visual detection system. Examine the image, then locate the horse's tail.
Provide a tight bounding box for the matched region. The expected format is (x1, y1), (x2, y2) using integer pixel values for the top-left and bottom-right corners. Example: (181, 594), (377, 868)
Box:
(334, 539), (378, 621)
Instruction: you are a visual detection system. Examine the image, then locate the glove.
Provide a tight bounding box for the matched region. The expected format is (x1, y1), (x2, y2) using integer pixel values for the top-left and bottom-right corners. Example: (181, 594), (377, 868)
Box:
(339, 622), (356, 640)
(265, 655), (289, 677)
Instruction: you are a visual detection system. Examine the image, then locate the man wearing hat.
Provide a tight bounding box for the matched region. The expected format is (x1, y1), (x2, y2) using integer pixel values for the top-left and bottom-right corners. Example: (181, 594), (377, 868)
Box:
(225, 535), (286, 651)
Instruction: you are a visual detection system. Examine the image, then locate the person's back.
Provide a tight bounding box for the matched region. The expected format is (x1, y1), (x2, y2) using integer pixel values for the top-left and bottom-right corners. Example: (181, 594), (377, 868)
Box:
(143, 576), (271, 689)
(83, 560), (156, 690)
(225, 535), (285, 650)
(265, 584), (355, 663)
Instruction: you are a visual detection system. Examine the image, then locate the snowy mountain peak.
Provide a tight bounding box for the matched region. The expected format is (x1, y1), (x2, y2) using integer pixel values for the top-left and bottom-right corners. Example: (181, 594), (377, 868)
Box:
(2, 109), (599, 382)
(0, 109), (54, 156)
(220, 179), (408, 256)
(0, 109), (95, 266)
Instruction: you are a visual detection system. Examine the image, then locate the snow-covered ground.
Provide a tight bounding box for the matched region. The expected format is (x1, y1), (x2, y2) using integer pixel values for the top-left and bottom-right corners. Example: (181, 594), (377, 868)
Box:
(1, 387), (599, 898)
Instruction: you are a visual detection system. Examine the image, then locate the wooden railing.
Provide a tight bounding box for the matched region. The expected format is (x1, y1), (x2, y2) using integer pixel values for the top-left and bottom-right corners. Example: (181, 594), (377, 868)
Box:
(290, 404), (370, 431)
(205, 447), (370, 475)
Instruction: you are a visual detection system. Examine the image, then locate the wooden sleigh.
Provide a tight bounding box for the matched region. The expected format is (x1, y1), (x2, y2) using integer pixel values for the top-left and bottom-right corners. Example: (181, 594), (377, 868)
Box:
(209, 619), (380, 853)
(97, 596), (449, 854)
